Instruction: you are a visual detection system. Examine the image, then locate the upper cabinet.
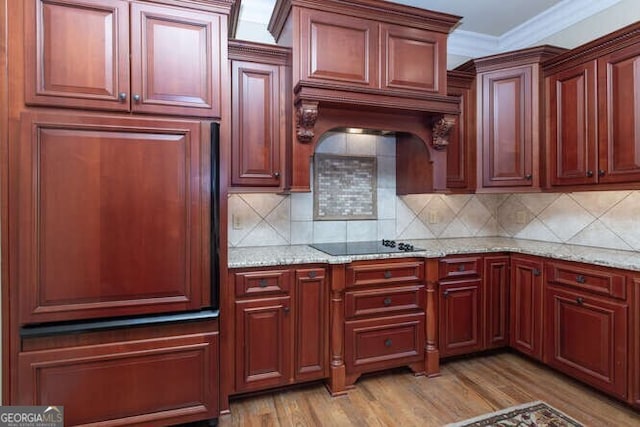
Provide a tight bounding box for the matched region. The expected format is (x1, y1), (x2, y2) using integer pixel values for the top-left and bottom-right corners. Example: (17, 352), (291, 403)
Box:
(474, 46), (566, 191)
(447, 68), (476, 192)
(545, 22), (640, 189)
(25, 0), (227, 117)
(229, 40), (290, 190)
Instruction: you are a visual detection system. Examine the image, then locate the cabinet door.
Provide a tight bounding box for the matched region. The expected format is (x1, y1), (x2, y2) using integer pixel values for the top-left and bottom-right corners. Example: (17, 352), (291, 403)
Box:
(510, 256), (543, 360)
(25, 0), (130, 111)
(598, 43), (640, 183)
(294, 268), (328, 381)
(545, 287), (628, 399)
(380, 24), (446, 94)
(298, 8), (378, 87)
(484, 256), (510, 349)
(235, 297), (291, 392)
(439, 279), (483, 357)
(231, 60), (282, 187)
(18, 329), (218, 426)
(130, 2), (222, 117)
(633, 277), (640, 409)
(547, 60), (598, 186)
(16, 112), (207, 324)
(480, 66), (535, 187)
(447, 75), (475, 190)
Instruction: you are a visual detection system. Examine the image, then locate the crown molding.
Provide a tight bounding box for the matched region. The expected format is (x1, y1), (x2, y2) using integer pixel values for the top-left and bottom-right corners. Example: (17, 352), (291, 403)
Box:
(447, 0), (624, 58)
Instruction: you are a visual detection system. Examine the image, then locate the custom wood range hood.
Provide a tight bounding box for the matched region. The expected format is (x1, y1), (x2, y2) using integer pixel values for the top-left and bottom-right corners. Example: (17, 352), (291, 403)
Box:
(267, 0), (462, 192)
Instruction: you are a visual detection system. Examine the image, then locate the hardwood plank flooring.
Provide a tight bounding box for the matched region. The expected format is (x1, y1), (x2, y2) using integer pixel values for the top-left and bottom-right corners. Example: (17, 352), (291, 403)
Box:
(218, 353), (640, 426)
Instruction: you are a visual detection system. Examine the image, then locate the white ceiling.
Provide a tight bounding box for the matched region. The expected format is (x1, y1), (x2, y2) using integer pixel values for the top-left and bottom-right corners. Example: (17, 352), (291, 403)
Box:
(236, 0), (630, 65)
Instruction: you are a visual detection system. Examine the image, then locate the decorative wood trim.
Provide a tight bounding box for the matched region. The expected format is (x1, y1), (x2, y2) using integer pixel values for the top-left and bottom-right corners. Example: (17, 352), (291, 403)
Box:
(425, 259), (440, 376)
(228, 39), (291, 64)
(149, 0), (235, 14)
(0, 0), (9, 404)
(228, 0), (240, 38)
(447, 70), (475, 88)
(295, 100), (318, 143)
(474, 45), (567, 73)
(430, 114), (456, 150)
(327, 264), (348, 396)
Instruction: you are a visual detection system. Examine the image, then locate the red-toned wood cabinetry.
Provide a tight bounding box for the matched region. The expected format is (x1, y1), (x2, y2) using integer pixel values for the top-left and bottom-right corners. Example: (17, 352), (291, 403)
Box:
(510, 255), (544, 360)
(15, 112), (209, 324)
(447, 69), (476, 191)
(484, 255), (510, 349)
(229, 266), (328, 395)
(17, 318), (219, 427)
(229, 40), (290, 189)
(25, 0), (225, 117)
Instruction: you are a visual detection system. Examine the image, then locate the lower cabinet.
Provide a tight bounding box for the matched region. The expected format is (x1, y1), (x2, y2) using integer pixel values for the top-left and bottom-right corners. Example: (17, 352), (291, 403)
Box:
(634, 278), (640, 409)
(510, 255), (544, 360)
(484, 255), (510, 349)
(231, 266), (328, 394)
(439, 278), (483, 357)
(17, 318), (219, 427)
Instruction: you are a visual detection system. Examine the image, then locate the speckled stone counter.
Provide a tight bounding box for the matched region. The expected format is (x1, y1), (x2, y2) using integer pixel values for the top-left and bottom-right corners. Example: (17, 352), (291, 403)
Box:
(228, 237), (640, 272)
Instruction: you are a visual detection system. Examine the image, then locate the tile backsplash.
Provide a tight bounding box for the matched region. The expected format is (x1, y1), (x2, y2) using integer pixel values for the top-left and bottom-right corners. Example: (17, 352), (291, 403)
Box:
(228, 133), (640, 252)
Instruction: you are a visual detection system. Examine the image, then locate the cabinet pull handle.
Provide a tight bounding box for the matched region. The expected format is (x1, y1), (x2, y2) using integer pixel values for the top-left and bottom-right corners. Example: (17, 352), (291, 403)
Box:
(258, 279), (268, 288)
(457, 264), (466, 272)
(586, 170), (594, 177)
(383, 297), (392, 306)
(133, 94), (141, 102)
(525, 174), (533, 180)
(576, 275), (586, 284)
(532, 268), (541, 276)
(118, 92), (127, 101)
(273, 171), (280, 178)
(443, 290), (449, 298)
(576, 297), (584, 305)
(598, 169), (606, 177)
(384, 271), (392, 279)
(283, 306), (290, 314)
(384, 338), (392, 347)
(308, 270), (317, 279)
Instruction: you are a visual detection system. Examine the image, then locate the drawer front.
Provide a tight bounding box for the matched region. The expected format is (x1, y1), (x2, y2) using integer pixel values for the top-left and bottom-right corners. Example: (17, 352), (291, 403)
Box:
(345, 285), (425, 318)
(234, 269), (291, 297)
(345, 313), (424, 373)
(439, 256), (481, 279)
(546, 262), (627, 300)
(347, 261), (424, 288)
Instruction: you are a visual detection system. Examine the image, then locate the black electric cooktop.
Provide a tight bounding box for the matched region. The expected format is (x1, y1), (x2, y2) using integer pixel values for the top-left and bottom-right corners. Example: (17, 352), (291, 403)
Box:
(309, 240), (424, 256)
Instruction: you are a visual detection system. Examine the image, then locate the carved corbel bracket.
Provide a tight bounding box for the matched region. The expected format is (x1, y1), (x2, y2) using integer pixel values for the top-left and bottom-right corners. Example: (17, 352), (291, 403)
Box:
(430, 114), (456, 150)
(296, 101), (319, 143)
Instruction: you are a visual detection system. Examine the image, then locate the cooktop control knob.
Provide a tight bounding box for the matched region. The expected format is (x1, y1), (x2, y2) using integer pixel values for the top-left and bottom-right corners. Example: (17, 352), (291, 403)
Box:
(398, 243), (414, 251)
(382, 239), (396, 248)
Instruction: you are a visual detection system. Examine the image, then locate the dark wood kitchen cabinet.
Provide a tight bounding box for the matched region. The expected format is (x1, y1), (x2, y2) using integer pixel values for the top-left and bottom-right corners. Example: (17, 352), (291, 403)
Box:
(447, 68), (476, 191)
(475, 46), (565, 191)
(229, 40), (290, 189)
(632, 277), (640, 409)
(17, 317), (219, 427)
(230, 266), (328, 394)
(544, 261), (629, 399)
(438, 256), (483, 357)
(544, 21), (640, 188)
(484, 255), (510, 349)
(510, 255), (544, 360)
(25, 0), (225, 117)
(15, 112), (210, 324)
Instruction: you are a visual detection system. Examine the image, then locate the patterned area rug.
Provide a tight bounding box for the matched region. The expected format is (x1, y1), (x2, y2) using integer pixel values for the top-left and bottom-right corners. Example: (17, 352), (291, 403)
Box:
(445, 401), (584, 427)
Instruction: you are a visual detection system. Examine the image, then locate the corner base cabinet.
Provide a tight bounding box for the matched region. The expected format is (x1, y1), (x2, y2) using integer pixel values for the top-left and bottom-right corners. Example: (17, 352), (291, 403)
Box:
(510, 255), (544, 360)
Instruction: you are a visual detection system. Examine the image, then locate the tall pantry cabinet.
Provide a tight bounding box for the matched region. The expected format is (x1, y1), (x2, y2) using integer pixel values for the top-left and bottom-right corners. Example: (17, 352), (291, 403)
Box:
(3, 1), (232, 425)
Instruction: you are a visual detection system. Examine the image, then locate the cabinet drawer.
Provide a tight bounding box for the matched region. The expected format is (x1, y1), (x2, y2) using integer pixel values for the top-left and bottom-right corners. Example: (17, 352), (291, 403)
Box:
(546, 262), (627, 300)
(346, 261), (424, 288)
(345, 285), (425, 318)
(345, 313), (424, 373)
(439, 256), (481, 279)
(234, 269), (291, 297)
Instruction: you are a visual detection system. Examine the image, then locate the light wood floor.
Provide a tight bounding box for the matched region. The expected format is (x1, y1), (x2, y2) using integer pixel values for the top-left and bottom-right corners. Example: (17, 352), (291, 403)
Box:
(218, 353), (640, 426)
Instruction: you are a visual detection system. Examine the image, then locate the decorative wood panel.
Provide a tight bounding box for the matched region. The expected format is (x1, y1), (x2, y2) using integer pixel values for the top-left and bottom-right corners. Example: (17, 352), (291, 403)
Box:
(481, 66), (534, 187)
(547, 60), (598, 186)
(298, 9), (377, 87)
(545, 287), (628, 399)
(380, 24), (445, 93)
(17, 112), (207, 324)
(231, 60), (281, 186)
(294, 268), (328, 381)
(447, 70), (475, 190)
(598, 43), (640, 183)
(510, 256), (543, 360)
(130, 2), (221, 117)
(484, 256), (510, 349)
(235, 297), (291, 392)
(25, 0), (130, 111)
(17, 330), (218, 426)
(439, 279), (483, 357)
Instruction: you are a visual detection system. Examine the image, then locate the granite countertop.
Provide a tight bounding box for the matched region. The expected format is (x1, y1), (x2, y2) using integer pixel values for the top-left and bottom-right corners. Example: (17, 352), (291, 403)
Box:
(228, 237), (640, 272)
